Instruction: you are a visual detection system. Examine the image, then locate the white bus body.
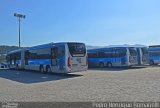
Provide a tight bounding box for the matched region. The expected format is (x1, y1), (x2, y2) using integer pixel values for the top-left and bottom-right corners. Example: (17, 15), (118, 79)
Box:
(6, 42), (88, 73)
(88, 47), (138, 68)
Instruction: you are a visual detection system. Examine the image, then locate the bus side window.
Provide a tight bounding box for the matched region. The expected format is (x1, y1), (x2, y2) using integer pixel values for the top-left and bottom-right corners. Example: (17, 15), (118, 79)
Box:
(51, 47), (58, 66)
(104, 50), (112, 58)
(98, 51), (105, 58)
(57, 46), (65, 70)
(88, 52), (97, 58)
(57, 46), (65, 58)
(25, 51), (29, 65)
(51, 46), (65, 66)
(51, 47), (58, 59)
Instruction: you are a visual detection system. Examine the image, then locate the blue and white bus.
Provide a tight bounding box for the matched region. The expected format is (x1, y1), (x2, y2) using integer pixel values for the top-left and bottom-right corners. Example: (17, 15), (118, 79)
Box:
(148, 46), (160, 65)
(6, 49), (25, 69)
(88, 47), (138, 68)
(6, 42), (88, 73)
(136, 47), (149, 65)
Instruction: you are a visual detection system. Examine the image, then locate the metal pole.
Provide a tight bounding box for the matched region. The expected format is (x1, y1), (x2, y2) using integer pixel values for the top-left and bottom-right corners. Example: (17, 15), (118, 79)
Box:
(14, 13), (25, 48)
(19, 18), (21, 47)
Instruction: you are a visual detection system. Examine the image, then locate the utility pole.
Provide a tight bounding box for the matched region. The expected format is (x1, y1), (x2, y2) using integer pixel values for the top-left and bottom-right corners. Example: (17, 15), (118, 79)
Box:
(14, 13), (26, 47)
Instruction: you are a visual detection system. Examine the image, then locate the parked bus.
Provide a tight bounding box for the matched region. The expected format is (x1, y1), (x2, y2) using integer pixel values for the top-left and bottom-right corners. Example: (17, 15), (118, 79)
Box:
(6, 49), (25, 69)
(6, 42), (88, 73)
(136, 47), (149, 65)
(148, 46), (160, 65)
(87, 47), (138, 68)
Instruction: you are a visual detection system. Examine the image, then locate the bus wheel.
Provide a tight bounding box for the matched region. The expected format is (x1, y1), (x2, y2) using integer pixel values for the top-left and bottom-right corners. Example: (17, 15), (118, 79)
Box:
(149, 60), (154, 65)
(40, 66), (44, 73)
(107, 62), (112, 68)
(99, 62), (104, 68)
(46, 66), (51, 73)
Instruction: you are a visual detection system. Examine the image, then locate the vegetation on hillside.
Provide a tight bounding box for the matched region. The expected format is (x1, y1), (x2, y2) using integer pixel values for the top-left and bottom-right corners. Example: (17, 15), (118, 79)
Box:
(0, 45), (21, 54)
(0, 45), (21, 62)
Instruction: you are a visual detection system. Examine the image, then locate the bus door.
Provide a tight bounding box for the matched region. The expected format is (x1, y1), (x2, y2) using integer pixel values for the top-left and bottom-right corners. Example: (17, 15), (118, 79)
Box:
(51, 47), (58, 67)
(115, 48), (125, 65)
(128, 47), (138, 64)
(51, 45), (65, 71)
(117, 48), (127, 65)
(114, 49), (120, 64)
(137, 48), (141, 65)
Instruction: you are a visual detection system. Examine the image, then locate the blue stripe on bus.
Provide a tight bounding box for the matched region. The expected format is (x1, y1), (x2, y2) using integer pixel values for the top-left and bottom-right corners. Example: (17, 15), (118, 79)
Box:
(28, 59), (51, 65)
(88, 57), (126, 63)
(16, 60), (21, 64)
(149, 48), (160, 51)
(149, 57), (160, 60)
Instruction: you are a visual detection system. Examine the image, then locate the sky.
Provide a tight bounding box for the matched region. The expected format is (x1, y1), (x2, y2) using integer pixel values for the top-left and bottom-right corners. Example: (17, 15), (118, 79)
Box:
(0, 0), (160, 47)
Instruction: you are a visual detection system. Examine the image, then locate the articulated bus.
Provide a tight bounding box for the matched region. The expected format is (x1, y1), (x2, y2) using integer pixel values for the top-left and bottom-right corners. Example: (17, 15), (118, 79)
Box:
(6, 49), (25, 69)
(6, 42), (88, 73)
(148, 46), (160, 65)
(136, 47), (149, 65)
(87, 47), (138, 68)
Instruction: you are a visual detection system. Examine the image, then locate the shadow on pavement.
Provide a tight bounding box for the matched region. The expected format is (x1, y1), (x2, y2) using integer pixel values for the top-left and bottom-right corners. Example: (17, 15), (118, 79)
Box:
(0, 69), (83, 84)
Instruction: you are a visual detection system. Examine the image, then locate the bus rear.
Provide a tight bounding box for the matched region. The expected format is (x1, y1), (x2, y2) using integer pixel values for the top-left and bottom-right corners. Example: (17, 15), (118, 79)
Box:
(66, 42), (88, 72)
(148, 47), (160, 65)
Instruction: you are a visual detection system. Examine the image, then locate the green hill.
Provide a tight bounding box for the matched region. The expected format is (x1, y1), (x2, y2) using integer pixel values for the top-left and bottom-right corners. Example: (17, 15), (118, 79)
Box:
(0, 45), (22, 62)
(0, 45), (21, 54)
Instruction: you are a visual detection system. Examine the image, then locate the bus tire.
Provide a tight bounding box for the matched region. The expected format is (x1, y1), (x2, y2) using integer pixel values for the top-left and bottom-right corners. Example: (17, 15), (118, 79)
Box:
(46, 66), (51, 73)
(39, 66), (44, 73)
(99, 62), (104, 68)
(107, 62), (112, 68)
(149, 60), (154, 65)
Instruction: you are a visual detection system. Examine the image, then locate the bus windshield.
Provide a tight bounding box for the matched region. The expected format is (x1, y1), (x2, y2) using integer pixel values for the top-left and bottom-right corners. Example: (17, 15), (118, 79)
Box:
(67, 43), (86, 57)
(129, 48), (137, 56)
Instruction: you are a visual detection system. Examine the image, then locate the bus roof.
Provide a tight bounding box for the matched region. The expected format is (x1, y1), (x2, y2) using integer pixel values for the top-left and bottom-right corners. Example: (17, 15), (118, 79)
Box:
(7, 42), (85, 54)
(26, 42), (85, 50)
(149, 45), (160, 48)
(148, 47), (160, 51)
(87, 44), (148, 52)
(87, 47), (128, 52)
(7, 49), (23, 55)
(107, 45), (147, 48)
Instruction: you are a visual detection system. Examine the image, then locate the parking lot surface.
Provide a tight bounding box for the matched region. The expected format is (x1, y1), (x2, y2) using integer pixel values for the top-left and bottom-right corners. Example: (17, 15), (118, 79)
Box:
(0, 66), (160, 102)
